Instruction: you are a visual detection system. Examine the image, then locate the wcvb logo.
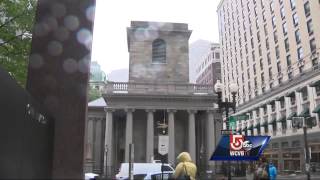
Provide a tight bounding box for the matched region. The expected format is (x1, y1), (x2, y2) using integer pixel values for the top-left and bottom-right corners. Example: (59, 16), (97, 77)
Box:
(229, 135), (252, 156)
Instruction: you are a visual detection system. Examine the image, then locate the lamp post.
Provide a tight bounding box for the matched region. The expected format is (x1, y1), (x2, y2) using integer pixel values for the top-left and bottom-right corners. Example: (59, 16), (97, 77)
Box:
(105, 145), (108, 178)
(214, 80), (238, 180)
(292, 117), (310, 180)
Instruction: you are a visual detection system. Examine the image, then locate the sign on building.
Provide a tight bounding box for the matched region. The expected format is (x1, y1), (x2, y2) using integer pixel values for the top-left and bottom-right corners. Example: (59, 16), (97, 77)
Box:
(158, 135), (169, 155)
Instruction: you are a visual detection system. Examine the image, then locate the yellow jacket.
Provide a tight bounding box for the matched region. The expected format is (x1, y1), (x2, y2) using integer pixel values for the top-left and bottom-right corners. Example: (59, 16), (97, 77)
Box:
(173, 152), (197, 180)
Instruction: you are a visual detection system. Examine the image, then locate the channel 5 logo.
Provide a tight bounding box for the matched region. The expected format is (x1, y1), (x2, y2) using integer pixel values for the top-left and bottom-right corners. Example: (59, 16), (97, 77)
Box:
(210, 134), (270, 161)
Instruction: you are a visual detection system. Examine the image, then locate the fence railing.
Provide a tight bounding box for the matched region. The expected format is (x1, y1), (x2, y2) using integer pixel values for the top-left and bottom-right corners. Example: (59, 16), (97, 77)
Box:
(105, 82), (215, 95)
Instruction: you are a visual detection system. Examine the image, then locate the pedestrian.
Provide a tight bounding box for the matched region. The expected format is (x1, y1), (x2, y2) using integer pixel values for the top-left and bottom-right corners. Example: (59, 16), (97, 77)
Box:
(268, 162), (277, 180)
(173, 152), (197, 180)
(254, 157), (270, 180)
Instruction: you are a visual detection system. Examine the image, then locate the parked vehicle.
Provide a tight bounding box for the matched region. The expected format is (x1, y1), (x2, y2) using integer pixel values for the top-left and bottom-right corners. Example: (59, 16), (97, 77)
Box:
(115, 163), (174, 180)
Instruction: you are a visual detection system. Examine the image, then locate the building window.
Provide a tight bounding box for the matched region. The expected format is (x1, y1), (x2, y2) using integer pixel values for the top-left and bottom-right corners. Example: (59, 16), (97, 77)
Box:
(215, 52), (220, 59)
(272, 16), (276, 28)
(316, 86), (320, 96)
(257, 31), (260, 42)
(282, 22), (287, 35)
(269, 68), (273, 80)
(270, 1), (274, 13)
(251, 38), (254, 48)
(273, 31), (278, 43)
(256, 19), (259, 29)
(307, 20), (313, 35)
(297, 47), (303, 60)
(281, 142), (289, 148)
(290, 0), (296, 10)
(295, 30), (301, 44)
(284, 38), (289, 52)
(264, 24), (268, 35)
(302, 88), (308, 101)
(261, 73), (265, 84)
(260, 59), (263, 70)
(288, 71), (293, 80)
(152, 39), (166, 63)
(244, 32), (247, 42)
(310, 38), (317, 53)
(252, 51), (256, 62)
(277, 61), (281, 74)
(304, 1), (311, 17)
(287, 54), (291, 66)
(254, 64), (257, 75)
(267, 53), (271, 65)
(292, 13), (299, 27)
(290, 95), (296, 105)
(276, 46), (280, 59)
(266, 38), (269, 50)
(280, 7), (285, 19)
(258, 45), (262, 56)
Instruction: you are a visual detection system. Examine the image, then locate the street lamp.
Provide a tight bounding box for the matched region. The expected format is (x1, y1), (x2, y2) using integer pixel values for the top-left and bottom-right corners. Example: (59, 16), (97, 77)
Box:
(292, 117), (311, 180)
(214, 80), (238, 180)
(105, 145), (108, 178)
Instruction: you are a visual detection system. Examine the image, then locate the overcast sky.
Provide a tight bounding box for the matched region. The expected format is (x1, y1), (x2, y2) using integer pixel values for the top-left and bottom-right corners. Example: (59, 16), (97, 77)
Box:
(91, 0), (220, 74)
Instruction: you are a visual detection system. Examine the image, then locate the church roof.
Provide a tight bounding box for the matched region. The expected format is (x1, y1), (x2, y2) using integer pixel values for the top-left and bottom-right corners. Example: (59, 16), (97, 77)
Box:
(88, 97), (107, 107)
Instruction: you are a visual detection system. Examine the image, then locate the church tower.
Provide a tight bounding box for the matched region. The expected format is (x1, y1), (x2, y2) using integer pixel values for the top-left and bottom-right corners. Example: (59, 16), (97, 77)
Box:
(127, 21), (192, 83)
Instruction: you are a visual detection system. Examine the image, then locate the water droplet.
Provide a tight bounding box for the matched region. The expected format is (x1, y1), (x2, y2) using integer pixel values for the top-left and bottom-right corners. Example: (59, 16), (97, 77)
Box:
(34, 23), (50, 37)
(86, 5), (95, 22)
(44, 16), (58, 31)
(48, 41), (63, 56)
(54, 26), (70, 41)
(51, 3), (67, 18)
(29, 54), (44, 68)
(76, 28), (92, 50)
(63, 58), (78, 73)
(78, 55), (90, 73)
(64, 15), (80, 31)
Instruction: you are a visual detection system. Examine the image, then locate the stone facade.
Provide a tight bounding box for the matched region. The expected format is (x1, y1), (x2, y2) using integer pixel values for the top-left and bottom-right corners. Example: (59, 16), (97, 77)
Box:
(127, 21), (192, 83)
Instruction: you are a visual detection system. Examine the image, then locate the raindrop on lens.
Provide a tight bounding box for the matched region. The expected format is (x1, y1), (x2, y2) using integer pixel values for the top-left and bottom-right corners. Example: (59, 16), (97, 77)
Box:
(54, 27), (70, 41)
(64, 15), (80, 31)
(29, 54), (44, 69)
(47, 41), (63, 56)
(63, 58), (78, 73)
(86, 5), (95, 22)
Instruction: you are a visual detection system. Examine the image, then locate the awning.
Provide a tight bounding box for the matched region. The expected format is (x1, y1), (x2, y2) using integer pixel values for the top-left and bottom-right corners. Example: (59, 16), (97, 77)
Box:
(298, 108), (310, 117)
(242, 127), (247, 131)
(287, 112), (297, 120)
(312, 104), (320, 113)
(276, 116), (286, 122)
(262, 121), (268, 126)
(285, 91), (295, 97)
(309, 80), (320, 87)
(254, 122), (260, 128)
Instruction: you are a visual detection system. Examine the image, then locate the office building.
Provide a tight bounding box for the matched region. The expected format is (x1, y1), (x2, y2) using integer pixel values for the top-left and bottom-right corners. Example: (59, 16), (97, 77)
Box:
(217, 0), (320, 172)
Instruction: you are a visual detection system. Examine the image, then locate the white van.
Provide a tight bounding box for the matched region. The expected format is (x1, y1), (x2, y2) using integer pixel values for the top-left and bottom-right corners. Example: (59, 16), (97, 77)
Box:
(115, 163), (174, 180)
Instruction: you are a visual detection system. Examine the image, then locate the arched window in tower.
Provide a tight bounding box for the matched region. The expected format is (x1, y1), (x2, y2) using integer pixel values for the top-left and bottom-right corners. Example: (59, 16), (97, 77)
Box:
(152, 39), (166, 63)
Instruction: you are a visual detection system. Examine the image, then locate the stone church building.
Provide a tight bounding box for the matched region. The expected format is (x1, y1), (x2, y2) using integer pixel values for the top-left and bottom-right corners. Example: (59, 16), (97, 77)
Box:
(84, 21), (221, 176)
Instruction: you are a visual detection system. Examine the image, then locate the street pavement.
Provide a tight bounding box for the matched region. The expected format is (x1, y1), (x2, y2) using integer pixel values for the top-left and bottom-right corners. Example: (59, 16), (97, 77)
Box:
(213, 174), (320, 180)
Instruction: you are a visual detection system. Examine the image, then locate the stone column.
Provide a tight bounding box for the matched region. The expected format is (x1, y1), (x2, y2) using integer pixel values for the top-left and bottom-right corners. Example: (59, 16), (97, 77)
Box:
(206, 110), (217, 169)
(125, 109), (134, 162)
(104, 108), (114, 175)
(188, 110), (197, 162)
(146, 109), (155, 163)
(168, 109), (176, 165)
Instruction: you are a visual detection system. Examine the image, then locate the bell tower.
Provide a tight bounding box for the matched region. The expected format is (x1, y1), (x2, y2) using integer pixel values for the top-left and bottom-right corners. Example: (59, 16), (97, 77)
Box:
(127, 21), (192, 83)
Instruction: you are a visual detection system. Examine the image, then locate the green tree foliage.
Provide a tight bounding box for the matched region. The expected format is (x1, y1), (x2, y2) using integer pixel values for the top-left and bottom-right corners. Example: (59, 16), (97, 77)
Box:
(0, 0), (37, 87)
(88, 88), (102, 102)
